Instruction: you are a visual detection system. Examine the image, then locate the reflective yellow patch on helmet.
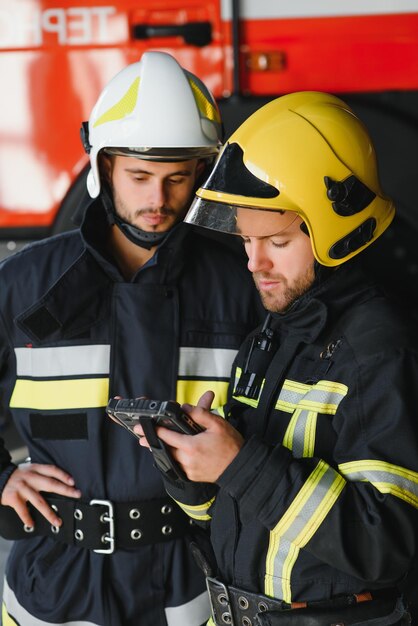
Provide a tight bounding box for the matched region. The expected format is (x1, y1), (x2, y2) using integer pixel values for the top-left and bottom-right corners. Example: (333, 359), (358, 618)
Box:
(94, 77), (140, 127)
(188, 77), (220, 123)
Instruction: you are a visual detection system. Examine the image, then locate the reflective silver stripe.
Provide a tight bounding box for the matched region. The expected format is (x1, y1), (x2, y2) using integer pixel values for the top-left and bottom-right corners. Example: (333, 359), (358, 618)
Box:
(165, 590), (210, 626)
(283, 408), (317, 458)
(277, 380), (348, 414)
(265, 461), (345, 601)
(3, 578), (99, 625)
(14, 345), (110, 377)
(339, 460), (418, 508)
(178, 347), (237, 378)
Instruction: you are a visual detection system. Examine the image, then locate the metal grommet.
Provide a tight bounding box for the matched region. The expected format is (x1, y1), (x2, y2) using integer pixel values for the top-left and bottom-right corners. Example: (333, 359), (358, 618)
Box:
(50, 504), (60, 533)
(99, 512), (108, 523)
(74, 508), (83, 520)
(221, 612), (232, 624)
(161, 504), (172, 515)
(130, 529), (142, 540)
(101, 533), (110, 545)
(129, 508), (141, 519)
(238, 596), (249, 610)
(258, 602), (268, 612)
(23, 524), (34, 533)
(161, 525), (172, 535)
(75, 529), (84, 541)
(242, 617), (252, 626)
(217, 593), (228, 605)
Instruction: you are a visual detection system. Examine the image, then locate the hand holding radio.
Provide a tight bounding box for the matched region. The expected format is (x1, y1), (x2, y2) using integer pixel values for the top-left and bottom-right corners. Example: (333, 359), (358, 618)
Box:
(106, 392), (243, 483)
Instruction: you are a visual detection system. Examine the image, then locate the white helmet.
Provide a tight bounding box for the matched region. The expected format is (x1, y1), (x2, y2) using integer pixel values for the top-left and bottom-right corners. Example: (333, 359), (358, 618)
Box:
(82, 51), (223, 198)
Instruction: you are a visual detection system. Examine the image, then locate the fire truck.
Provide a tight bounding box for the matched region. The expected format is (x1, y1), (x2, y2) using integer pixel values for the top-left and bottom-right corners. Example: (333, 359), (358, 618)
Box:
(1, 0), (418, 301)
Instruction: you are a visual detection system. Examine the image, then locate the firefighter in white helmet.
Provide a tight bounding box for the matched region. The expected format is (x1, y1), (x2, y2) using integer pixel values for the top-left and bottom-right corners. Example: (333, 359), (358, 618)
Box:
(136, 92), (417, 625)
(0, 51), (262, 626)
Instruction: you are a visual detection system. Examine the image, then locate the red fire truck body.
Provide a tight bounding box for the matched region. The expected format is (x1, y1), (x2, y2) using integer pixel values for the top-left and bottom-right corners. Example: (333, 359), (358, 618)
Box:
(1, 0), (418, 240)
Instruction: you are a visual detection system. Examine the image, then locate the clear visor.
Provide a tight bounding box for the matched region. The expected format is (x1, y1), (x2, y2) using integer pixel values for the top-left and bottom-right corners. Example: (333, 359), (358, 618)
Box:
(185, 197), (299, 237)
(103, 146), (218, 162)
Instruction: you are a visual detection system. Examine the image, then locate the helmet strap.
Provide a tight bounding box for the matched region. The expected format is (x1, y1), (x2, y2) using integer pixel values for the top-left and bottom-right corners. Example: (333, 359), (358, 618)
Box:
(100, 184), (169, 250)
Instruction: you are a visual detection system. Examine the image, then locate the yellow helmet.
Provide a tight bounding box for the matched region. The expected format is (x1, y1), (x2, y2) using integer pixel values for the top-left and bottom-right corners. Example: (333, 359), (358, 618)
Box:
(185, 91), (395, 266)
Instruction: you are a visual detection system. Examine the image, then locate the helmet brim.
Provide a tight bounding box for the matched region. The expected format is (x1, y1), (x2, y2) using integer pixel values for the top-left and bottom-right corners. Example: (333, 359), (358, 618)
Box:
(103, 146), (218, 162)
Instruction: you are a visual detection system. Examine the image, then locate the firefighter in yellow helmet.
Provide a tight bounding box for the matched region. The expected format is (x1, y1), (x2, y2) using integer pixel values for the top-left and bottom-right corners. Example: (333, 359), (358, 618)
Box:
(136, 92), (417, 624)
(0, 52), (262, 626)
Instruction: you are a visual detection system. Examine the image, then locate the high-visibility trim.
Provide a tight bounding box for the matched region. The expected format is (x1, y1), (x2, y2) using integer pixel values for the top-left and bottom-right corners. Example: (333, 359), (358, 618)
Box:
(94, 77), (139, 127)
(188, 77), (221, 124)
(232, 372), (347, 414)
(339, 460), (418, 509)
(178, 347), (237, 379)
(173, 497), (215, 521)
(232, 366), (265, 407)
(283, 409), (317, 458)
(14, 345), (110, 377)
(2, 578), (98, 624)
(2, 603), (18, 626)
(10, 378), (109, 410)
(165, 589), (210, 626)
(265, 461), (345, 602)
(276, 379), (348, 415)
(176, 380), (229, 408)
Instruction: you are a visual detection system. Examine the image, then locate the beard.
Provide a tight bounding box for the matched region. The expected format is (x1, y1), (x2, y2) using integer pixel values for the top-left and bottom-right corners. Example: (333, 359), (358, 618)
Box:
(253, 264), (315, 313)
(112, 188), (179, 231)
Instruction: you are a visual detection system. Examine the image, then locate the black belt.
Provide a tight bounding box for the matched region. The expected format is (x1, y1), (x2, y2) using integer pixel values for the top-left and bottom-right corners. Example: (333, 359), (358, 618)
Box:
(206, 577), (403, 626)
(0, 496), (193, 553)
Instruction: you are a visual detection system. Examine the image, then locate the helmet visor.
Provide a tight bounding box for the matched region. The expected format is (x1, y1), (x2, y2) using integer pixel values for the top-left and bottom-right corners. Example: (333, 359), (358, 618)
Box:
(185, 196), (298, 237)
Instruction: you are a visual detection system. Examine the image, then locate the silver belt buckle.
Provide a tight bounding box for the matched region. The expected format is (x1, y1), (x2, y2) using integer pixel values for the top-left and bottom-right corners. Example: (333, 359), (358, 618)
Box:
(90, 499), (115, 554)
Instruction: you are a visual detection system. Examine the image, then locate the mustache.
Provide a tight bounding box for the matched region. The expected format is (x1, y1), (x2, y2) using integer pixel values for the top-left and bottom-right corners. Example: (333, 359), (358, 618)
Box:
(135, 207), (176, 217)
(253, 272), (283, 281)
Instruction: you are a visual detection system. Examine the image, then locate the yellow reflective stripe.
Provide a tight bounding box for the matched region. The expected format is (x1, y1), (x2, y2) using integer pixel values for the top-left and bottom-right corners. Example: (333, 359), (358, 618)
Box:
(280, 541), (299, 602)
(94, 77), (140, 127)
(283, 409), (318, 457)
(176, 380), (228, 407)
(173, 497), (215, 521)
(188, 77), (220, 122)
(2, 604), (18, 626)
(339, 460), (418, 508)
(265, 461), (345, 602)
(232, 367), (265, 407)
(233, 372), (347, 415)
(277, 379), (348, 414)
(10, 378), (109, 410)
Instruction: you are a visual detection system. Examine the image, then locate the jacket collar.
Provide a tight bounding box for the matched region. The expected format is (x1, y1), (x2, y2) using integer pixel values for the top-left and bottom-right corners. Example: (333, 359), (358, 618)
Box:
(270, 260), (380, 343)
(16, 198), (193, 343)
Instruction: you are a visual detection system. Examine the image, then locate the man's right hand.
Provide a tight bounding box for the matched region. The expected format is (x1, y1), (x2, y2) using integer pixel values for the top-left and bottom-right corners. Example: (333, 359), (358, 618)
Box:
(1, 463), (82, 528)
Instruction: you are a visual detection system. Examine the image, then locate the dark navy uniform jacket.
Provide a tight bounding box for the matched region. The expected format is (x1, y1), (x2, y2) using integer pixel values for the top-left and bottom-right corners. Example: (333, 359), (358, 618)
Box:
(165, 263), (418, 612)
(0, 199), (262, 626)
